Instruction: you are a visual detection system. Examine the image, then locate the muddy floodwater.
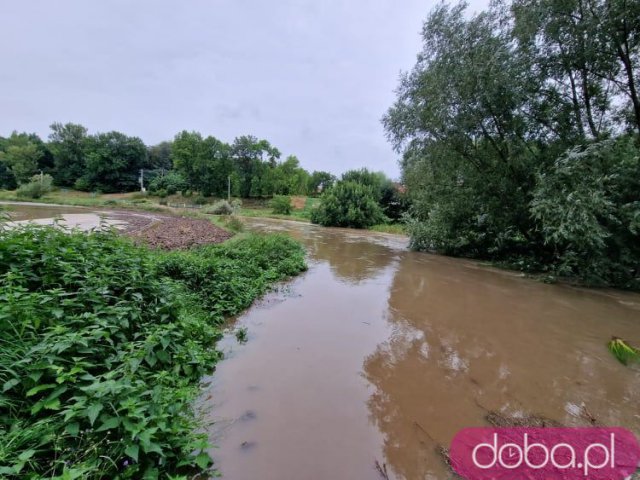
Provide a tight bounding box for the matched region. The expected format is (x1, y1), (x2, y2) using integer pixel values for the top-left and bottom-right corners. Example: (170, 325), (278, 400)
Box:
(203, 217), (640, 480)
(3, 204), (639, 479)
(0, 202), (129, 230)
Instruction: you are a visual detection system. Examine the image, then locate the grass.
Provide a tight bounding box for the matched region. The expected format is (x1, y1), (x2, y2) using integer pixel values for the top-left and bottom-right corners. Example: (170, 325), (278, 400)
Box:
(0, 189), (316, 223)
(0, 189), (407, 235)
(0, 224), (306, 479)
(369, 223), (406, 235)
(0, 189), (166, 211)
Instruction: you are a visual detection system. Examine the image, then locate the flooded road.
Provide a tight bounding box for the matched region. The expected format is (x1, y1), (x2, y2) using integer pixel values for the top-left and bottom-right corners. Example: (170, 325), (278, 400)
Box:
(204, 217), (640, 480)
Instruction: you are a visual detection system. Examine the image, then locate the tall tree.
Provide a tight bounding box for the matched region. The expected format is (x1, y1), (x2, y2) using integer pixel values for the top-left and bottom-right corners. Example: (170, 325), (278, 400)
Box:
(231, 135), (281, 197)
(147, 141), (173, 171)
(171, 131), (235, 196)
(307, 170), (336, 195)
(0, 144), (41, 184)
(384, 2), (539, 254)
(82, 132), (146, 192)
(48, 122), (89, 186)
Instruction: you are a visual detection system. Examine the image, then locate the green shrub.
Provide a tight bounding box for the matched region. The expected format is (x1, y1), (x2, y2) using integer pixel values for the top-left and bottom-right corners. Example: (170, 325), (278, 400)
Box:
(155, 234), (306, 318)
(148, 172), (187, 196)
(0, 162), (17, 190)
(311, 181), (386, 229)
(204, 200), (233, 215)
(531, 137), (640, 288)
(192, 195), (208, 205)
(270, 195), (292, 214)
(0, 226), (306, 479)
(73, 177), (91, 192)
(223, 216), (245, 232)
(231, 198), (243, 212)
(15, 174), (54, 199)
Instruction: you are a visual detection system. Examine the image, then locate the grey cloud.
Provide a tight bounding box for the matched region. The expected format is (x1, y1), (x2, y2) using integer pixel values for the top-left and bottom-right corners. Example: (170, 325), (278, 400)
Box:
(0, 0), (489, 178)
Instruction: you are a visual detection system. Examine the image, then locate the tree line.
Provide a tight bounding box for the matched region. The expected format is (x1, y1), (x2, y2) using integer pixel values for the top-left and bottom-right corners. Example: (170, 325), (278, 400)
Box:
(384, 0), (640, 289)
(0, 123), (336, 197)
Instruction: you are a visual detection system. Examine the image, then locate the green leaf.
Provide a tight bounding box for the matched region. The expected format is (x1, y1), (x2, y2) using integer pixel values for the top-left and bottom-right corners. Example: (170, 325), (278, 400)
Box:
(96, 416), (120, 432)
(17, 449), (36, 462)
(66, 422), (80, 436)
(156, 350), (170, 363)
(27, 371), (43, 383)
(125, 444), (139, 462)
(2, 378), (20, 392)
(86, 403), (103, 426)
(142, 441), (163, 456)
(145, 352), (157, 367)
(608, 337), (640, 365)
(143, 467), (159, 480)
(44, 398), (61, 410)
(194, 452), (211, 470)
(26, 383), (56, 397)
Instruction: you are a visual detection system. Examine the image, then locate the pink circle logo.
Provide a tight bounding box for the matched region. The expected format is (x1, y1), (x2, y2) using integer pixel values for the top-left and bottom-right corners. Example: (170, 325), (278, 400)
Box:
(450, 427), (640, 479)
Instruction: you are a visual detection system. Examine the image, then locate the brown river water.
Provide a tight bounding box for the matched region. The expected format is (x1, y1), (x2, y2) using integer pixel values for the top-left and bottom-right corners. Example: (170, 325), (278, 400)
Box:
(203, 217), (640, 480)
(3, 205), (639, 479)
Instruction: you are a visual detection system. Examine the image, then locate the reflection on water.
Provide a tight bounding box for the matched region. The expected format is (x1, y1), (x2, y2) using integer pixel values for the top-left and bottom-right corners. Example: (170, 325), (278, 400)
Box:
(200, 218), (639, 480)
(1, 202), (88, 220)
(364, 253), (640, 479)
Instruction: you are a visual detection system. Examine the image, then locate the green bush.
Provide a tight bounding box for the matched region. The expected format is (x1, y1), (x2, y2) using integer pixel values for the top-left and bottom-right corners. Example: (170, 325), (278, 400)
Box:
(0, 162), (17, 190)
(0, 226), (306, 479)
(204, 200), (233, 215)
(269, 195), (292, 214)
(148, 172), (187, 196)
(531, 137), (640, 288)
(73, 177), (91, 192)
(226, 216), (245, 232)
(230, 198), (243, 212)
(192, 195), (208, 205)
(155, 234), (306, 318)
(311, 181), (386, 228)
(15, 174), (54, 199)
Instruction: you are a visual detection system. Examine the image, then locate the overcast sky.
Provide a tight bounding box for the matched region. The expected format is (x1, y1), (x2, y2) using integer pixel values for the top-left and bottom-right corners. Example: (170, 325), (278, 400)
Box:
(0, 0), (488, 178)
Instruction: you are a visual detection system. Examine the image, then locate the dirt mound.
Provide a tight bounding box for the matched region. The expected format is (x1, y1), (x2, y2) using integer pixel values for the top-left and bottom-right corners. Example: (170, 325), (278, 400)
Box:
(114, 212), (232, 249)
(290, 196), (307, 209)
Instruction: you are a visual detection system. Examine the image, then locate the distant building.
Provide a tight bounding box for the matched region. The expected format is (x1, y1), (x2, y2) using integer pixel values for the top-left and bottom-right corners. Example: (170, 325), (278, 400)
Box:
(392, 182), (406, 194)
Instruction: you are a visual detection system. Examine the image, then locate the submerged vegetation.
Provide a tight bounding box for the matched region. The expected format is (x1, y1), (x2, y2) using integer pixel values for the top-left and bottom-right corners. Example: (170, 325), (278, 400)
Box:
(607, 337), (640, 365)
(0, 225), (305, 479)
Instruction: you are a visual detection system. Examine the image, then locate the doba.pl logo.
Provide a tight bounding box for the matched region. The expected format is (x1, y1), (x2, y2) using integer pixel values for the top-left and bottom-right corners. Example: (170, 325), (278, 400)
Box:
(449, 427), (640, 480)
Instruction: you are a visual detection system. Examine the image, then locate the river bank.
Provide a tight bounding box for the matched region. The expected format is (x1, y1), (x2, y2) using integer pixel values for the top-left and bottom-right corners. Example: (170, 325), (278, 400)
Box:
(0, 209), (307, 478)
(0, 189), (406, 234)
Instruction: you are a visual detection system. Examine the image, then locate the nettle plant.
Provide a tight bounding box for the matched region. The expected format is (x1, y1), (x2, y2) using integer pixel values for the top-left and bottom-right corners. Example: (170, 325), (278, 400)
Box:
(0, 225), (306, 479)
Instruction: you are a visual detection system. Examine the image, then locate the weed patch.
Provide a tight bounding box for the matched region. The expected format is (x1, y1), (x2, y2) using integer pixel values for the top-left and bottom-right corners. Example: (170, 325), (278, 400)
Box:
(0, 225), (305, 479)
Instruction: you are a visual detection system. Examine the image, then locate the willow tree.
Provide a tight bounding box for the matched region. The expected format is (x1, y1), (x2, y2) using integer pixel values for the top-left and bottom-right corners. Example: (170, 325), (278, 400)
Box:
(384, 3), (541, 255)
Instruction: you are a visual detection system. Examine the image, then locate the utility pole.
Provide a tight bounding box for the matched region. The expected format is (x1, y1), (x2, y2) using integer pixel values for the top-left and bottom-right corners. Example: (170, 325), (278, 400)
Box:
(227, 175), (231, 201)
(139, 169), (145, 192)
